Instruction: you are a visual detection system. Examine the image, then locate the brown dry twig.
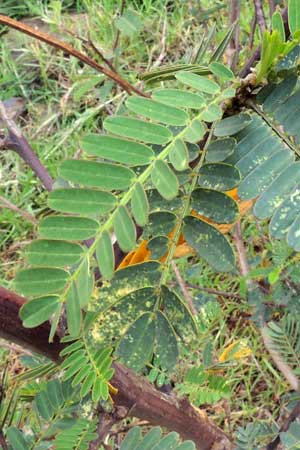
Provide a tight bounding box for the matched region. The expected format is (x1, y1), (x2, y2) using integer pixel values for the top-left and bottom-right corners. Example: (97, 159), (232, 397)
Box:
(0, 100), (53, 191)
(0, 195), (38, 225)
(171, 261), (197, 315)
(253, 0), (267, 34)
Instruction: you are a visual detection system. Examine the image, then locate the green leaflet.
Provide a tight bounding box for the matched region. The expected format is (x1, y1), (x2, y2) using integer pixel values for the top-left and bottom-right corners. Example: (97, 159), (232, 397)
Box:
(96, 231), (115, 280)
(151, 160), (179, 200)
(184, 120), (206, 143)
(103, 116), (172, 144)
(134, 428), (162, 450)
(35, 390), (54, 420)
(175, 71), (220, 94)
(269, 183), (300, 238)
(115, 9), (142, 36)
(198, 163), (241, 191)
(206, 137), (236, 162)
(208, 62), (234, 81)
(201, 104), (222, 122)
(209, 21), (237, 63)
(152, 432), (180, 450)
(261, 74), (297, 113)
(126, 96), (188, 125)
(238, 149), (295, 200)
(116, 312), (155, 371)
(254, 162), (300, 219)
(66, 282), (82, 337)
(287, 215), (300, 251)
(152, 88), (205, 109)
(59, 160), (135, 190)
(191, 188), (239, 223)
(147, 235), (169, 259)
(114, 205), (137, 252)
(47, 379), (64, 410)
(81, 134), (154, 166)
(162, 286), (197, 338)
(280, 421), (300, 449)
(54, 419), (98, 450)
(120, 427), (195, 450)
(6, 427), (29, 450)
(147, 211), (177, 236)
(120, 427), (142, 450)
(39, 216), (98, 241)
(169, 139), (189, 171)
(272, 11), (285, 42)
(288, 0), (300, 36)
(76, 257), (92, 307)
(155, 311), (179, 370)
(131, 182), (149, 226)
(214, 113), (252, 136)
(257, 30), (283, 83)
(15, 268), (68, 297)
(20, 295), (60, 328)
(183, 216), (235, 272)
(25, 240), (83, 267)
(48, 188), (116, 215)
(140, 64), (210, 83)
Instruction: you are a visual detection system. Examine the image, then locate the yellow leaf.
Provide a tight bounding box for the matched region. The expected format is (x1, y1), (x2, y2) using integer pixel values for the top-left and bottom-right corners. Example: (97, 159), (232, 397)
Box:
(218, 341), (251, 362)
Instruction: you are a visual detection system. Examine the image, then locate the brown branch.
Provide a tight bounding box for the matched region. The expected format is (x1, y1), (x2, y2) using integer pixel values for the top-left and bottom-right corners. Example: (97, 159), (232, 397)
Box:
(249, 14), (257, 49)
(88, 37), (117, 72)
(0, 195), (38, 225)
(229, 0), (241, 71)
(0, 14), (147, 97)
(268, 0), (276, 18)
(253, 0), (267, 34)
(0, 101), (53, 191)
(0, 286), (233, 450)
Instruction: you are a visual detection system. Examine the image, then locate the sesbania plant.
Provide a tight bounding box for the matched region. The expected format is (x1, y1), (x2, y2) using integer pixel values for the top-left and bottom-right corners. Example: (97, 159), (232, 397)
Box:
(14, 66), (238, 391)
(2, 1), (300, 449)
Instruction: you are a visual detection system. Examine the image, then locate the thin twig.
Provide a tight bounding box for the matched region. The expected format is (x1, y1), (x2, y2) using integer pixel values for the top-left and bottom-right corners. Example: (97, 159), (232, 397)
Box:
(113, 0), (126, 52)
(233, 222), (250, 279)
(0, 430), (8, 450)
(0, 101), (53, 191)
(266, 401), (300, 450)
(0, 195), (38, 225)
(268, 0), (276, 18)
(249, 14), (257, 49)
(171, 261), (197, 315)
(254, 0), (267, 34)
(0, 14), (147, 97)
(89, 406), (128, 450)
(88, 37), (116, 72)
(169, 281), (240, 299)
(229, 0), (241, 71)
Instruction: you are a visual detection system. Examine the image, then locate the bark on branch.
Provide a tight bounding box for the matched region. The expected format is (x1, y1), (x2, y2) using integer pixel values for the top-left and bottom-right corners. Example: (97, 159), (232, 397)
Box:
(0, 286), (233, 450)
